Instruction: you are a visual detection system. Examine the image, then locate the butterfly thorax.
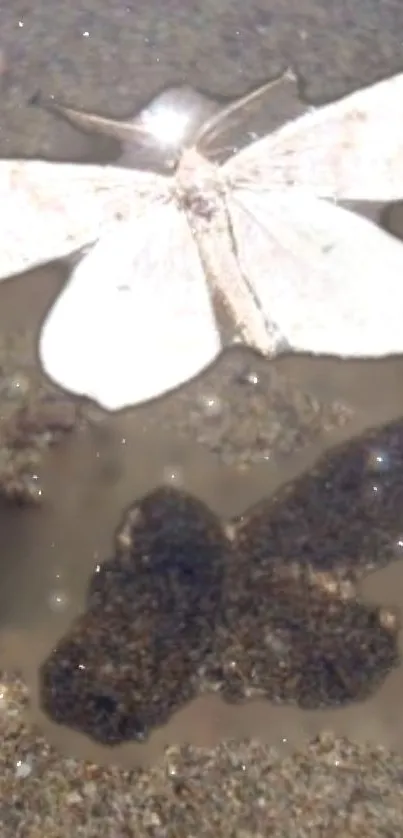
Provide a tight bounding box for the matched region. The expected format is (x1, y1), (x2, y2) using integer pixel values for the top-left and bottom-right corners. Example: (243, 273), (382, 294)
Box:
(173, 147), (225, 222)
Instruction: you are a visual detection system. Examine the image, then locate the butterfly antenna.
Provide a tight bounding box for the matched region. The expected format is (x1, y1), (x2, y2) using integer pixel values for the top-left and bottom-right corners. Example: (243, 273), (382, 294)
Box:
(195, 67), (298, 148)
(32, 92), (152, 144)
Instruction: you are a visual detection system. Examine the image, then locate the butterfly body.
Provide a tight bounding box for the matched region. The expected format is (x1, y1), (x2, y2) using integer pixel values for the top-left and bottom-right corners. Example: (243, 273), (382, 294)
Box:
(172, 148), (222, 220)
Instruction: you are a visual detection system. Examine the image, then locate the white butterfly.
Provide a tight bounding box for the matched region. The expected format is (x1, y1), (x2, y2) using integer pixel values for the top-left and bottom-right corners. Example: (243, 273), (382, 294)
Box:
(2, 69), (403, 411)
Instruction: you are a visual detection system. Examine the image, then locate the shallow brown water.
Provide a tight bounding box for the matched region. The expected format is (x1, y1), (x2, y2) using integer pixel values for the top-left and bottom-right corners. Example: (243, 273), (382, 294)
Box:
(1, 133), (403, 763)
(1, 255), (403, 767)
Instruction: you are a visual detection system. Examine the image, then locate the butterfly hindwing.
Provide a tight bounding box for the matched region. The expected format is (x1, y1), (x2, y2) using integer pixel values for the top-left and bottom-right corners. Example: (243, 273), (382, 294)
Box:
(39, 198), (222, 409)
(226, 185), (403, 358)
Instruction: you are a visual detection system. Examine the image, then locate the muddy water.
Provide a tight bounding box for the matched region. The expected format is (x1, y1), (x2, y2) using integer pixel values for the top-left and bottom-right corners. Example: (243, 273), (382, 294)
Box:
(1, 212), (403, 767)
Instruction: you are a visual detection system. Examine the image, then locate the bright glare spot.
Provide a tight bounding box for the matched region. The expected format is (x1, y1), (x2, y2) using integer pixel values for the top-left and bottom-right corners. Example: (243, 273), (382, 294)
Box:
(142, 104), (194, 148)
(162, 464), (184, 486)
(367, 447), (391, 472)
(48, 590), (70, 612)
(199, 392), (223, 417)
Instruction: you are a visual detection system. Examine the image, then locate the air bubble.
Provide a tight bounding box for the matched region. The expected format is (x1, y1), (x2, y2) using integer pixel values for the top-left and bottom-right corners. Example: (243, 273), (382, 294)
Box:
(366, 447), (392, 472)
(162, 465), (184, 486)
(48, 590), (70, 612)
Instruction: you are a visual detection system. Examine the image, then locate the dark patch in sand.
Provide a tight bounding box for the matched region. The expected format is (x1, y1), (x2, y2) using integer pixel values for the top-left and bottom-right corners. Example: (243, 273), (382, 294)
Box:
(39, 417), (403, 745)
(217, 566), (397, 706)
(238, 417), (403, 577)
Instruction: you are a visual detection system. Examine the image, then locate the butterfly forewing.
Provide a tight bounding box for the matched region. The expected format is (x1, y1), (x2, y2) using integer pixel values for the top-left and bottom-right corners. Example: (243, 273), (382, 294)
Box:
(224, 72), (403, 201)
(39, 198), (222, 410)
(226, 186), (403, 357)
(0, 160), (165, 280)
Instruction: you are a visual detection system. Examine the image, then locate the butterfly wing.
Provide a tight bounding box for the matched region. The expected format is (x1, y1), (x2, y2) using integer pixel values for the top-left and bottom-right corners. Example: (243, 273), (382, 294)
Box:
(0, 160), (165, 279)
(224, 72), (403, 200)
(225, 186), (403, 358)
(39, 199), (221, 410)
